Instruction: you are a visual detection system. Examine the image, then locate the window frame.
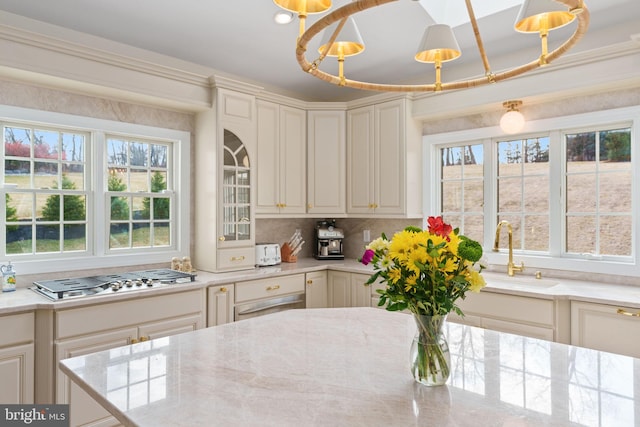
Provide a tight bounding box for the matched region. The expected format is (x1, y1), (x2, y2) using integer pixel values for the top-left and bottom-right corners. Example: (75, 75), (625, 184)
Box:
(424, 105), (640, 277)
(1, 105), (190, 275)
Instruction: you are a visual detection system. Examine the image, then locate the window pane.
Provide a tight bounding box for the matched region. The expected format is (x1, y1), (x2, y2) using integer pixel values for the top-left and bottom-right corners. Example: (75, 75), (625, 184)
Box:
(36, 224), (60, 252)
(442, 181), (462, 212)
(133, 223), (150, 247)
(5, 160), (31, 188)
(34, 129), (59, 159)
(567, 174), (595, 213)
(150, 144), (167, 168)
(63, 195), (86, 221)
(464, 214), (484, 244)
(601, 129), (630, 163)
(7, 225), (32, 254)
(524, 176), (548, 212)
(6, 192), (32, 221)
(130, 170), (148, 192)
(463, 146), (483, 178)
(150, 171), (167, 192)
(108, 139), (128, 166)
(34, 163), (59, 189)
(566, 216), (595, 254)
(108, 173), (127, 192)
(111, 196), (130, 220)
(524, 215), (548, 251)
(498, 140), (522, 176)
(133, 196), (148, 220)
(130, 142), (148, 167)
(61, 133), (85, 162)
(498, 177), (522, 213)
(153, 224), (170, 246)
(237, 170), (250, 186)
(566, 132), (596, 172)
(110, 224), (130, 249)
(153, 198), (170, 220)
(463, 180), (483, 212)
(599, 171), (631, 213)
(238, 223), (250, 240)
(5, 127), (31, 158)
(64, 224), (86, 251)
(497, 215), (522, 250)
(442, 147), (462, 179)
(63, 165), (84, 191)
(600, 215), (631, 256)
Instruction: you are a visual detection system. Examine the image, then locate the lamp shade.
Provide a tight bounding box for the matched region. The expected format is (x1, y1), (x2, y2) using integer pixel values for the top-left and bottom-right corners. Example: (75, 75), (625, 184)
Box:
(273, 0), (331, 14)
(500, 110), (525, 134)
(415, 24), (461, 63)
(515, 0), (576, 33)
(318, 17), (365, 57)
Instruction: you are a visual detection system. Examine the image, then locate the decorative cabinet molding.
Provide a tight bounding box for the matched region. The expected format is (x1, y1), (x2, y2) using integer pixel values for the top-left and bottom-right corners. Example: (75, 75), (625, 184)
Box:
(346, 98), (422, 217)
(307, 110), (346, 215)
(256, 100), (306, 215)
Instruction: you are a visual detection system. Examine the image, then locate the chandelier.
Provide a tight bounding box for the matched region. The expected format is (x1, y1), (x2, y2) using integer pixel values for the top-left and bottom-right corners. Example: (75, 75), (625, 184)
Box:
(274, 0), (590, 93)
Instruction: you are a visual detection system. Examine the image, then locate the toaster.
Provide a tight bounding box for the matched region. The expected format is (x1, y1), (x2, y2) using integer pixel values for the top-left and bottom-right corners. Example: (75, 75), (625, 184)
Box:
(255, 243), (281, 266)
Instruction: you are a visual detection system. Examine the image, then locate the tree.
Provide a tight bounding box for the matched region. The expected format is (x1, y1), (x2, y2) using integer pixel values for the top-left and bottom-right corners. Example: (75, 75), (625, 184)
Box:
(604, 130), (630, 162)
(142, 172), (169, 220)
(108, 175), (129, 220)
(5, 194), (18, 232)
(42, 175), (85, 221)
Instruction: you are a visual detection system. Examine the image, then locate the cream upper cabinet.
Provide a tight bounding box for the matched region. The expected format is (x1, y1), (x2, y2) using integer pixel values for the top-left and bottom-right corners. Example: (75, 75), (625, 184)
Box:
(571, 301), (640, 358)
(256, 100), (306, 215)
(195, 87), (256, 272)
(307, 109), (346, 215)
(347, 98), (422, 217)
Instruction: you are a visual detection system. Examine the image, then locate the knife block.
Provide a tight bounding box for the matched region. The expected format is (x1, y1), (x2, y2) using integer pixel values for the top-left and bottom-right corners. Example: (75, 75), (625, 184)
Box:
(281, 243), (297, 263)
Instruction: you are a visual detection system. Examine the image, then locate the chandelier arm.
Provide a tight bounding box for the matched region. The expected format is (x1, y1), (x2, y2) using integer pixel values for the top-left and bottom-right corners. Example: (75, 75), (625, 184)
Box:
(295, 0), (589, 93)
(464, 0), (492, 78)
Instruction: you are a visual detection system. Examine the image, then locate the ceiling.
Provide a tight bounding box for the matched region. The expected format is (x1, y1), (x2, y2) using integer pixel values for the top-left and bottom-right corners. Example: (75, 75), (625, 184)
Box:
(0, 0), (638, 102)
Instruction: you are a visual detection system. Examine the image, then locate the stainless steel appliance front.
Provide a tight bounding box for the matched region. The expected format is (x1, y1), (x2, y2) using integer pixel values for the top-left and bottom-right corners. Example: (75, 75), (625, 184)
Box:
(234, 293), (305, 321)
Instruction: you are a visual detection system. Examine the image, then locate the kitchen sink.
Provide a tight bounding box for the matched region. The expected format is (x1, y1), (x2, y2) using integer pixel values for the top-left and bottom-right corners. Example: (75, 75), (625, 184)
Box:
(481, 272), (560, 290)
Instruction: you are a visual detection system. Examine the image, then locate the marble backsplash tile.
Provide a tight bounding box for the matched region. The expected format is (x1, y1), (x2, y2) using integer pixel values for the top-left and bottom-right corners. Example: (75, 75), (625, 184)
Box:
(256, 217), (422, 260)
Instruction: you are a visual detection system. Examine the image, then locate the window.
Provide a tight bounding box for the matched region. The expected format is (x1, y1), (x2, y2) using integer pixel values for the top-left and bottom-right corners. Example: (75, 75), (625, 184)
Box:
(107, 137), (172, 250)
(425, 106), (640, 276)
(4, 125), (89, 255)
(1, 106), (190, 274)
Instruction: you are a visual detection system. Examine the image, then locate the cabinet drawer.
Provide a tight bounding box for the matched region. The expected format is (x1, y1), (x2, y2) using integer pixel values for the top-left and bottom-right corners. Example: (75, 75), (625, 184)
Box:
(457, 292), (555, 327)
(217, 247), (256, 271)
(235, 274), (305, 303)
(0, 312), (34, 347)
(56, 290), (203, 339)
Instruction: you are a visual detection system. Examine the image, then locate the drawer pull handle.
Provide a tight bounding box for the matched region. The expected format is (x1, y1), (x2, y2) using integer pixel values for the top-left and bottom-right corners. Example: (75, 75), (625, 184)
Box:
(231, 256), (245, 262)
(617, 308), (640, 317)
(266, 285), (280, 291)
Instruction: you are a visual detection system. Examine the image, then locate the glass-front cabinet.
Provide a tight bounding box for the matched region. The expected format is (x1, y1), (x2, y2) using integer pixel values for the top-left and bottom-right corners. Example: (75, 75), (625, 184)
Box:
(221, 129), (251, 245)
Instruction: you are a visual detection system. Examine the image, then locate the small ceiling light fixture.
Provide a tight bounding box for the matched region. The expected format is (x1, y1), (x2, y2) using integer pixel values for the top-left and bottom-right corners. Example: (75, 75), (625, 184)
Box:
(318, 17), (365, 86)
(500, 101), (525, 134)
(274, 11), (295, 25)
(273, 0), (590, 93)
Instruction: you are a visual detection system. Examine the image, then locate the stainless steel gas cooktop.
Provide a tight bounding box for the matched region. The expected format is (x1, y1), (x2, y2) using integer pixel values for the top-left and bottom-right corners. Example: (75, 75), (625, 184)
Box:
(32, 269), (196, 300)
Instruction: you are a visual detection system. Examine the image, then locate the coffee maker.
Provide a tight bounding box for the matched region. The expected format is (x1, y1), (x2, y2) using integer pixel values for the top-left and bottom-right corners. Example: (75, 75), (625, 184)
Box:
(314, 219), (344, 260)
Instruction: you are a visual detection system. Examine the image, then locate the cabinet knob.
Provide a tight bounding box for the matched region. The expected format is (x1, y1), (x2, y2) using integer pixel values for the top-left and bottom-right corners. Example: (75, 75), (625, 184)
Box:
(307, 280), (313, 285)
(230, 256), (245, 262)
(266, 285), (280, 291)
(617, 308), (640, 317)
(140, 336), (150, 342)
(218, 236), (226, 241)
(220, 287), (228, 293)
(307, 204), (312, 209)
(129, 337), (138, 344)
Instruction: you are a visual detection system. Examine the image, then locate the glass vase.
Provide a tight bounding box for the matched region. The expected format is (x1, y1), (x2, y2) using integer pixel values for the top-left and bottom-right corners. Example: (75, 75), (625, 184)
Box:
(410, 314), (450, 386)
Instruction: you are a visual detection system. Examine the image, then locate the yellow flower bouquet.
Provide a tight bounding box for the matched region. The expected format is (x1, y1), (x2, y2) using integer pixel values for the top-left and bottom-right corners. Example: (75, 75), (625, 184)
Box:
(360, 216), (486, 385)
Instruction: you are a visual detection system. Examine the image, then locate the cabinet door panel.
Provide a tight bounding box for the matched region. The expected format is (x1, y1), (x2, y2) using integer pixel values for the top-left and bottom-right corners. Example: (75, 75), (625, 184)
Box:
(208, 285), (234, 327)
(280, 106), (306, 213)
(350, 273), (371, 308)
(347, 106), (374, 213)
(328, 271), (351, 308)
(256, 100), (280, 213)
(306, 271), (328, 309)
(375, 100), (404, 214)
(571, 301), (640, 357)
(307, 111), (346, 214)
(0, 344), (34, 404)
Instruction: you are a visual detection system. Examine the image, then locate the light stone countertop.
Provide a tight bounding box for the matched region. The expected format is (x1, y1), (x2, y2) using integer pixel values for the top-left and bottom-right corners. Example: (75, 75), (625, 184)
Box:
(2, 258), (640, 314)
(60, 307), (637, 427)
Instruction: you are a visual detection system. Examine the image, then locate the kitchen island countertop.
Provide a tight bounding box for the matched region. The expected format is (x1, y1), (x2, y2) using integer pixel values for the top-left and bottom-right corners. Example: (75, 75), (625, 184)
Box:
(60, 307), (637, 426)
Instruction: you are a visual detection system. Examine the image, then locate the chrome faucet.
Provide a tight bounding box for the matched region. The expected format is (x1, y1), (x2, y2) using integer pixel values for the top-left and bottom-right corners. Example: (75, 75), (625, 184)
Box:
(493, 220), (524, 276)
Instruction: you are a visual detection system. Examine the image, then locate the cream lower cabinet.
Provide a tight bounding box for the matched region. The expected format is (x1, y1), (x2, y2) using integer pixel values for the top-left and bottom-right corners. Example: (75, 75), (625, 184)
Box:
(0, 312), (34, 404)
(207, 284), (235, 327)
(447, 291), (565, 342)
(305, 271), (328, 309)
(327, 271), (370, 308)
(55, 290), (204, 427)
(571, 301), (640, 357)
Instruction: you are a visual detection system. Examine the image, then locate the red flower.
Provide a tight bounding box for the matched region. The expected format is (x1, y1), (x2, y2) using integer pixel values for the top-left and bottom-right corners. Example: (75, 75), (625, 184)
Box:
(427, 216), (452, 238)
(361, 249), (375, 265)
